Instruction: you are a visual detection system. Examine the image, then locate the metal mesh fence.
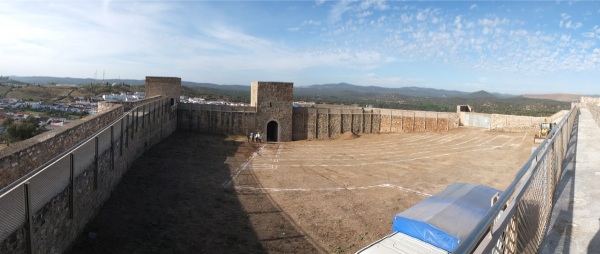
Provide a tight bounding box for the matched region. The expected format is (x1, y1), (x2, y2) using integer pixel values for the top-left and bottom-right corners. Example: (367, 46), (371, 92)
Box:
(73, 139), (95, 176)
(0, 185), (25, 241)
(98, 128), (112, 153)
(113, 118), (122, 144)
(0, 100), (160, 243)
(454, 107), (578, 253)
(29, 155), (70, 213)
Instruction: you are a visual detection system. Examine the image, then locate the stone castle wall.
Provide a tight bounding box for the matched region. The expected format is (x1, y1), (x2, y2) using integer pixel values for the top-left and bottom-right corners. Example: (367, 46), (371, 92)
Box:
(146, 76), (181, 104)
(178, 104), (258, 135)
(581, 96), (600, 128)
(252, 82), (293, 142)
(0, 104), (123, 190)
(378, 109), (458, 133)
(460, 110), (568, 132)
(0, 96), (178, 254)
(180, 105), (459, 140)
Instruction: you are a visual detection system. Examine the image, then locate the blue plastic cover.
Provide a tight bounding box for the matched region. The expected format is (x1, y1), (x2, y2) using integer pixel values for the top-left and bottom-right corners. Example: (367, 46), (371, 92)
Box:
(392, 182), (500, 252)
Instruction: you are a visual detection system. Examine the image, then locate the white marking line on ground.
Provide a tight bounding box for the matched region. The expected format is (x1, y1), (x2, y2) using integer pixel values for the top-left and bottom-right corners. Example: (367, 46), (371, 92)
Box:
(476, 135), (502, 146)
(439, 134), (466, 144)
(522, 132), (528, 141)
(222, 144), (267, 188)
(276, 144), (508, 167)
(265, 139), (516, 162)
(283, 135), (504, 156)
(280, 134), (482, 152)
(501, 137), (517, 147)
(235, 184), (432, 196)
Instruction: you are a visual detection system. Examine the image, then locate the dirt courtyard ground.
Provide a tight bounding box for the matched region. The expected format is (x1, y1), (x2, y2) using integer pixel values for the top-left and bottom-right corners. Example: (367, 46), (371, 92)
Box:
(67, 127), (536, 253)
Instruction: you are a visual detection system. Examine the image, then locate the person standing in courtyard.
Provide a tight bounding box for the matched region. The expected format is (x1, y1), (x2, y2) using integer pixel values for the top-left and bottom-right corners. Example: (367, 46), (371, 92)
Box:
(249, 132), (254, 142)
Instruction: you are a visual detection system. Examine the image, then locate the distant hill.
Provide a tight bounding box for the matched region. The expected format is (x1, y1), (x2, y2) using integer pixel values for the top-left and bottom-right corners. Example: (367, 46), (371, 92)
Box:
(295, 83), (471, 97)
(466, 90), (495, 98)
(10, 76), (146, 86)
(522, 94), (584, 102)
(9, 77), (521, 99)
(9, 76), (249, 91)
(294, 83), (517, 99)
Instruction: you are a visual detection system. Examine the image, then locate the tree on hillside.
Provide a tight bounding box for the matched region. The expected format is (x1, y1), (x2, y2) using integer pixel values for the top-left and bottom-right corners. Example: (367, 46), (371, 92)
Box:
(1, 116), (46, 143)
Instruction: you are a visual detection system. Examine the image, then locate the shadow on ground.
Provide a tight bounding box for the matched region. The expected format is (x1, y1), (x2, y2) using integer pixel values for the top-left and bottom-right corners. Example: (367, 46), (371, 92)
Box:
(65, 131), (320, 254)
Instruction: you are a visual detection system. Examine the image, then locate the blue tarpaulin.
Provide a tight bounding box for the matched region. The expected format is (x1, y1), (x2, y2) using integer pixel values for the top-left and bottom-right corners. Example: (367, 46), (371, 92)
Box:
(392, 183), (501, 252)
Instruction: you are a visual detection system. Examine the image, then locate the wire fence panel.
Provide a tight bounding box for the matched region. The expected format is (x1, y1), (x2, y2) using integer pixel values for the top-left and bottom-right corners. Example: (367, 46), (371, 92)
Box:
(97, 127), (112, 155)
(455, 107), (578, 254)
(112, 119), (122, 143)
(0, 99), (167, 247)
(73, 139), (96, 176)
(0, 184), (26, 242)
(28, 155), (70, 213)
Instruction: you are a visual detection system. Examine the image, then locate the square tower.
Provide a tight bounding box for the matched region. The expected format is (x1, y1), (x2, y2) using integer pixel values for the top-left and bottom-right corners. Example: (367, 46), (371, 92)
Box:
(145, 76), (181, 105)
(251, 81), (293, 142)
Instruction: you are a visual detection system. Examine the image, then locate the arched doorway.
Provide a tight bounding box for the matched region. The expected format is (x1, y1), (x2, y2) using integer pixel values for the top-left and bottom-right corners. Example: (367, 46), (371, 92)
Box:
(267, 121), (278, 142)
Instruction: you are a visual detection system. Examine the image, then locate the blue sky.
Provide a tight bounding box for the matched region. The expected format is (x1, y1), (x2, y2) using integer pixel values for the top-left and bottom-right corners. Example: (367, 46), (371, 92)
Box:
(1, 0), (599, 94)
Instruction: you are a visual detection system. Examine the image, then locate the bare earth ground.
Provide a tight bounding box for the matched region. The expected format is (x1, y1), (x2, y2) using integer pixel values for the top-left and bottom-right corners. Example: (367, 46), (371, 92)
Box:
(67, 127), (536, 254)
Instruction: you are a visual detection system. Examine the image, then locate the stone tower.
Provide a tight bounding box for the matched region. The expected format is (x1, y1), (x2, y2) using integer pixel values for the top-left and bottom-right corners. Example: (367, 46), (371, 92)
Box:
(145, 76), (181, 105)
(251, 81), (293, 142)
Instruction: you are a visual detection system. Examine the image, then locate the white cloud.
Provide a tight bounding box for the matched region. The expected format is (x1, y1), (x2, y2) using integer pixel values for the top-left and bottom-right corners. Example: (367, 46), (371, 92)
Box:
(0, 1), (597, 91)
(416, 11), (426, 21)
(359, 0), (389, 11)
(482, 27), (490, 35)
(401, 13), (412, 23)
(327, 0), (352, 24)
(356, 73), (419, 87)
(303, 20), (322, 26)
(357, 11), (373, 18)
(470, 4), (478, 10)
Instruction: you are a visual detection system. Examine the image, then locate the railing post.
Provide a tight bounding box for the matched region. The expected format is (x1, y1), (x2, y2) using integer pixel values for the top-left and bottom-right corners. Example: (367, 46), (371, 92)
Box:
(142, 105), (145, 130)
(94, 137), (99, 190)
(24, 182), (34, 254)
(135, 107), (139, 133)
(120, 118), (124, 156)
(69, 153), (74, 219)
(130, 112), (134, 140)
(110, 125), (114, 171)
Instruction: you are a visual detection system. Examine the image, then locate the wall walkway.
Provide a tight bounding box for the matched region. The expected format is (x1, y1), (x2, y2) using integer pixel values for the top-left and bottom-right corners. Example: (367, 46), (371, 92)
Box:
(540, 108), (600, 253)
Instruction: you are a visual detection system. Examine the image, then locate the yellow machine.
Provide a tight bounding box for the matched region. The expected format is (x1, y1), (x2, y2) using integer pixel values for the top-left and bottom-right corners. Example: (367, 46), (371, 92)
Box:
(534, 119), (554, 143)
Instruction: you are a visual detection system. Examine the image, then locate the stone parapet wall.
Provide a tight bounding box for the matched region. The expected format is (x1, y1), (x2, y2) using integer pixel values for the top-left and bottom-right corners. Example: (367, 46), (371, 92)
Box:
(146, 77), (181, 104)
(0, 97), (178, 254)
(101, 95), (164, 112)
(580, 96), (600, 106)
(378, 109), (458, 132)
(180, 105), (461, 140)
(178, 104), (258, 135)
(292, 107), (450, 140)
(0, 104), (123, 189)
(582, 97), (600, 128)
(460, 110), (568, 132)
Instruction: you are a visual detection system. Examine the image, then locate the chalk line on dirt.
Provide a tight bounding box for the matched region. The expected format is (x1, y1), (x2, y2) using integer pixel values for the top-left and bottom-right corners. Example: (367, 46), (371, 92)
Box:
(234, 184), (431, 196)
(222, 144), (267, 188)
